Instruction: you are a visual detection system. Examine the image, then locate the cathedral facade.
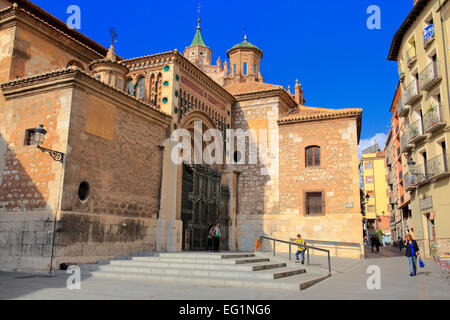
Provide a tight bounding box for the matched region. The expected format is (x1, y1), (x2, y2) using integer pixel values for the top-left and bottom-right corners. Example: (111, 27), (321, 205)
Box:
(0, 0), (363, 272)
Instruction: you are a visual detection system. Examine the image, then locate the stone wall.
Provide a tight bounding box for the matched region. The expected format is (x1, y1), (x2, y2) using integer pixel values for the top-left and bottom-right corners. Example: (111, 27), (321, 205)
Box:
(54, 77), (170, 268)
(0, 85), (71, 272)
(232, 96), (363, 258)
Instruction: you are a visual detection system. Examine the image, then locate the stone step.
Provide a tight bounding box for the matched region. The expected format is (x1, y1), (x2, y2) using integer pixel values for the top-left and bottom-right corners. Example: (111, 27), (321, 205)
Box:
(131, 256), (270, 265)
(157, 252), (255, 259)
(82, 264), (305, 280)
(108, 260), (286, 272)
(82, 269), (328, 291)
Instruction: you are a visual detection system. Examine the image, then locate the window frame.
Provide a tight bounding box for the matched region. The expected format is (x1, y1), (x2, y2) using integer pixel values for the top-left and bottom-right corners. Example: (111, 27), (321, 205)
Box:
(305, 146), (321, 168)
(304, 190), (325, 216)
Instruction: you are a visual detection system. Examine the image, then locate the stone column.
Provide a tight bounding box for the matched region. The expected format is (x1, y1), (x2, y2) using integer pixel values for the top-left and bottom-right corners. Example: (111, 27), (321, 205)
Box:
(156, 138), (182, 252)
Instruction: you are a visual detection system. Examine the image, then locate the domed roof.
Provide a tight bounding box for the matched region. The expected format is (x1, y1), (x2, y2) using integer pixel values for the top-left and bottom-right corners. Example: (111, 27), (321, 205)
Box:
(227, 35), (262, 55)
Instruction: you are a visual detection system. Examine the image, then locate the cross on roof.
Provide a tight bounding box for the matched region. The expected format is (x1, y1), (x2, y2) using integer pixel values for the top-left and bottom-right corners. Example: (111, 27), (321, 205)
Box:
(109, 27), (118, 46)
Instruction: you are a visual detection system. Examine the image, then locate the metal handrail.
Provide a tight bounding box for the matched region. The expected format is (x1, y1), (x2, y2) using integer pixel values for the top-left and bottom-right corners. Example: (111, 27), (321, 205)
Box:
(260, 236), (332, 275)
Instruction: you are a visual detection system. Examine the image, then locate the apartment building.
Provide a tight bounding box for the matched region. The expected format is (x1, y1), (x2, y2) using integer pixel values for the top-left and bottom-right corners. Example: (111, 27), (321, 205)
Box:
(360, 150), (391, 237)
(385, 84), (413, 242)
(388, 0), (450, 257)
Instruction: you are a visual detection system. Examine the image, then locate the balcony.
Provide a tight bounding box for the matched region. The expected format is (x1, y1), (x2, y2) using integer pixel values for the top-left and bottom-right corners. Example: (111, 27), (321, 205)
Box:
(423, 104), (446, 133)
(404, 164), (428, 191)
(413, 163), (429, 187)
(407, 118), (426, 144)
(427, 154), (450, 181)
(398, 98), (409, 117)
(406, 47), (417, 66)
(423, 24), (435, 49)
(419, 60), (441, 91)
(403, 78), (422, 106)
(389, 193), (395, 204)
(400, 131), (413, 153)
(404, 171), (416, 191)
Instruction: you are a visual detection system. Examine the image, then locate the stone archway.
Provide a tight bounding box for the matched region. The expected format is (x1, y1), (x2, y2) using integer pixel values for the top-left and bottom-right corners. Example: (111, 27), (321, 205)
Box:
(178, 111), (229, 251)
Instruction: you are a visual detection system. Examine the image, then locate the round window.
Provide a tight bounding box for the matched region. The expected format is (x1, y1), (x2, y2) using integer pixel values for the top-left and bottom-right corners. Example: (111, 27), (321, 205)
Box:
(162, 97), (168, 104)
(164, 65), (170, 71)
(78, 181), (90, 201)
(163, 81), (169, 87)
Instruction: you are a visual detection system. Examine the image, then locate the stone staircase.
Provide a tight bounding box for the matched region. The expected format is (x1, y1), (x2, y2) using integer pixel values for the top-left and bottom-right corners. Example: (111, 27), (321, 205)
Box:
(73, 252), (329, 291)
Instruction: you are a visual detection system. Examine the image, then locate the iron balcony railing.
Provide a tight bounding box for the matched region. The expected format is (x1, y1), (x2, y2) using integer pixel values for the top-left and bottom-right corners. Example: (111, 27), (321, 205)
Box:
(423, 104), (446, 133)
(427, 153), (450, 180)
(403, 78), (422, 106)
(405, 163), (428, 190)
(398, 98), (409, 117)
(406, 46), (417, 65)
(407, 117), (425, 144)
(400, 130), (412, 153)
(404, 171), (416, 190)
(419, 60), (441, 91)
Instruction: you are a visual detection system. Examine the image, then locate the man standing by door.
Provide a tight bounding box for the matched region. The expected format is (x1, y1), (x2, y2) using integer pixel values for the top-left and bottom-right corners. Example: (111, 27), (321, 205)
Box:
(213, 224), (221, 252)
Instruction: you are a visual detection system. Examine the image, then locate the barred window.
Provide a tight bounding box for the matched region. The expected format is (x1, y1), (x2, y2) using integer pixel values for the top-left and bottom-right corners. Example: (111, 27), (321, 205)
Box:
(304, 191), (325, 215)
(305, 146), (320, 167)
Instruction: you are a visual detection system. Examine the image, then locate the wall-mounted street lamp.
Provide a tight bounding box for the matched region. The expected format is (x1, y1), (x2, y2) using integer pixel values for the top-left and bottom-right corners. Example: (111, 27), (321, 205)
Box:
(33, 124), (65, 163)
(407, 158), (416, 166)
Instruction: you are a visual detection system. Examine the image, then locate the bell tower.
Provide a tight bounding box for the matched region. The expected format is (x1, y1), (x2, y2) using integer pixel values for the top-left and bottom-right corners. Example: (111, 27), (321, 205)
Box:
(183, 5), (212, 67)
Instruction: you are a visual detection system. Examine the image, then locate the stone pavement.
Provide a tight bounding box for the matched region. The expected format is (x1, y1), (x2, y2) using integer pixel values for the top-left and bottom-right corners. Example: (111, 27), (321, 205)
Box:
(0, 247), (448, 300)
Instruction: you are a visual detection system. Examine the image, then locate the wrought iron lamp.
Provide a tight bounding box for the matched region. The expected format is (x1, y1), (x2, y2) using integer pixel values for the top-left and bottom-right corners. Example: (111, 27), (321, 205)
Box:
(33, 124), (65, 163)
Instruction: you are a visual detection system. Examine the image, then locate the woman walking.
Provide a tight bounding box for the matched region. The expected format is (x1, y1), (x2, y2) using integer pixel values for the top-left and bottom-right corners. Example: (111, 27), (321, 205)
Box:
(404, 233), (420, 276)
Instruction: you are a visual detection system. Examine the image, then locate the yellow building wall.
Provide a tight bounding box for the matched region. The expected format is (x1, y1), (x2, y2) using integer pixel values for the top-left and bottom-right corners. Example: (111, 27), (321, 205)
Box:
(361, 153), (389, 220)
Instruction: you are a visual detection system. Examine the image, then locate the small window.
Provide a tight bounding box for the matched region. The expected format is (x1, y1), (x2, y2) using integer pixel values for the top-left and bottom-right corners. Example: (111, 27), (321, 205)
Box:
(137, 77), (146, 100)
(368, 205), (376, 213)
(243, 62), (248, 75)
(367, 191), (374, 198)
(254, 64), (257, 75)
(24, 129), (36, 146)
(366, 176), (374, 184)
(305, 146), (320, 167)
(233, 64), (236, 76)
(304, 191), (324, 215)
(126, 79), (135, 96)
(364, 161), (372, 170)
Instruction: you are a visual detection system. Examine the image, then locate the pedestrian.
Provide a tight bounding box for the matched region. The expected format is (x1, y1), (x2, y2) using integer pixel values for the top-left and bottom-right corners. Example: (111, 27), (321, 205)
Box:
(398, 236), (403, 251)
(213, 223), (221, 252)
(207, 225), (214, 252)
(295, 234), (306, 264)
(371, 234), (380, 252)
(404, 233), (420, 276)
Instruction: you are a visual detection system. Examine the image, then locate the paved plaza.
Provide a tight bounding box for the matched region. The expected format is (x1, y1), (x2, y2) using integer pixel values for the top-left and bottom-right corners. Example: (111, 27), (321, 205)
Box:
(0, 246), (448, 300)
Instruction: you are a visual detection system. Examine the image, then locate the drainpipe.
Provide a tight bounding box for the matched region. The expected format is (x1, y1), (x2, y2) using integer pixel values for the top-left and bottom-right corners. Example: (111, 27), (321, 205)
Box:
(438, 0), (450, 113)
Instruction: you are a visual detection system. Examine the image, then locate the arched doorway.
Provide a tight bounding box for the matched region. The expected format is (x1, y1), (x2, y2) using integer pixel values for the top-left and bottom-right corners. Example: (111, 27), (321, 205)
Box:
(179, 113), (230, 251)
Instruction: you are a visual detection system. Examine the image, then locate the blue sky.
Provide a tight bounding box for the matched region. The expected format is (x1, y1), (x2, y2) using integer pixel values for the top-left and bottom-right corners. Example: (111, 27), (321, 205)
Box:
(32, 0), (413, 147)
